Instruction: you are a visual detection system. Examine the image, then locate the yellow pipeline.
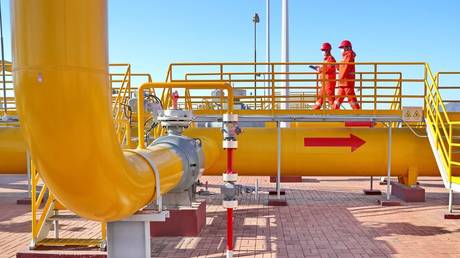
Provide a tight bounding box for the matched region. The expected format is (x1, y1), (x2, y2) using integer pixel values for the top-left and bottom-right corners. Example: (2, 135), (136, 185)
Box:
(0, 126), (26, 173)
(12, 0), (184, 221)
(184, 127), (441, 177)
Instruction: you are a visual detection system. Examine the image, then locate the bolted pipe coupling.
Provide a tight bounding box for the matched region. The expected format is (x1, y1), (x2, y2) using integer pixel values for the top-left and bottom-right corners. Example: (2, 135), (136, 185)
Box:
(149, 135), (204, 192)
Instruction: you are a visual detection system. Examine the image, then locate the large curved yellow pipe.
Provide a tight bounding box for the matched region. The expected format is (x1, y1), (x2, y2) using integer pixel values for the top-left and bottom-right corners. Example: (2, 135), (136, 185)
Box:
(11, 0), (185, 222)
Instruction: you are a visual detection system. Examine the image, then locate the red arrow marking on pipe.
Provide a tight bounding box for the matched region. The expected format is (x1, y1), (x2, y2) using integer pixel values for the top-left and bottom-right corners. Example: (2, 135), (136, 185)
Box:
(304, 134), (366, 152)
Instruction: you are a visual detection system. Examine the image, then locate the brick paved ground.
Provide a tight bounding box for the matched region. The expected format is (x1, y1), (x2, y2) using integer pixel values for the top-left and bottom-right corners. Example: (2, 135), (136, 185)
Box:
(1, 174), (460, 257)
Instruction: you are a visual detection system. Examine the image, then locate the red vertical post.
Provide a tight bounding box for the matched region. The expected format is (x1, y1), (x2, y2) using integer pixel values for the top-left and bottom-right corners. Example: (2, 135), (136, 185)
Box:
(226, 147), (234, 254)
(227, 208), (233, 250)
(227, 148), (233, 174)
(223, 115), (240, 258)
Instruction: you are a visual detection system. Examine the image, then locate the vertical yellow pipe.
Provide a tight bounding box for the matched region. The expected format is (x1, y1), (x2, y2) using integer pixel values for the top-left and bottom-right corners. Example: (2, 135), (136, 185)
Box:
(12, 0), (184, 222)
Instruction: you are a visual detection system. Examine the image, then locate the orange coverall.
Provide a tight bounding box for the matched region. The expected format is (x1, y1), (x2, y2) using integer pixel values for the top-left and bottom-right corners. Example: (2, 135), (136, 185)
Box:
(313, 55), (336, 109)
(332, 50), (360, 110)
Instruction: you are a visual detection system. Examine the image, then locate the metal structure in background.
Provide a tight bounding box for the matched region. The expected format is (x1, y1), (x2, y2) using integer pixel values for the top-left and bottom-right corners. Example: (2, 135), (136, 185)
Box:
(280, 0), (289, 111)
(266, 0), (271, 99)
(0, 0), (6, 117)
(160, 62), (460, 214)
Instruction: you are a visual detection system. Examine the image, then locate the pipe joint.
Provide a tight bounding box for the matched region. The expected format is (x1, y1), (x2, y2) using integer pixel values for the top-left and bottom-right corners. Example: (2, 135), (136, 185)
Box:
(150, 135), (204, 192)
(221, 182), (238, 208)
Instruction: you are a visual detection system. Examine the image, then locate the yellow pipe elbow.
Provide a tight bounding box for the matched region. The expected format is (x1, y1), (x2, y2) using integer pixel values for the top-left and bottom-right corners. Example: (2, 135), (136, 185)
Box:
(11, 0), (184, 222)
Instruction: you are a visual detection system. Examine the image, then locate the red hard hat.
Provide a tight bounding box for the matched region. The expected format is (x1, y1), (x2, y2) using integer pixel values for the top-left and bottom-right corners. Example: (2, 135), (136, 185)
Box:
(320, 42), (332, 51)
(339, 40), (352, 48)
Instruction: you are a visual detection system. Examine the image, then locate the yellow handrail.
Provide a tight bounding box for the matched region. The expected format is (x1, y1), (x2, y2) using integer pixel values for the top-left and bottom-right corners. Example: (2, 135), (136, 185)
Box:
(109, 64), (155, 147)
(166, 62), (423, 114)
(424, 67), (460, 184)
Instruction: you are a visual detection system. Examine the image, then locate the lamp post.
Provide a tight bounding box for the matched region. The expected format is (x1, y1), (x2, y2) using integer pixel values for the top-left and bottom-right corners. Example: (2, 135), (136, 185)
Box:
(252, 13), (259, 108)
(266, 0), (271, 99)
(280, 0), (289, 123)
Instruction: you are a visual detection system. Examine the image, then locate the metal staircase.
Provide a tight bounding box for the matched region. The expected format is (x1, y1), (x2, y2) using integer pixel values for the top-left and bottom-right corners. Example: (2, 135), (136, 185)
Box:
(29, 160), (106, 250)
(424, 68), (460, 213)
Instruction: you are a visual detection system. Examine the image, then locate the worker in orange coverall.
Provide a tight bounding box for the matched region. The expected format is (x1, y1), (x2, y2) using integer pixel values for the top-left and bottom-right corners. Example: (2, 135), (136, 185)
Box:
(332, 40), (360, 110)
(312, 42), (337, 110)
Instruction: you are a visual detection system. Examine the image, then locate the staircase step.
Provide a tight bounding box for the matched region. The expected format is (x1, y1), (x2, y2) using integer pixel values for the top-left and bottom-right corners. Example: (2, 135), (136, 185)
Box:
(37, 238), (103, 247)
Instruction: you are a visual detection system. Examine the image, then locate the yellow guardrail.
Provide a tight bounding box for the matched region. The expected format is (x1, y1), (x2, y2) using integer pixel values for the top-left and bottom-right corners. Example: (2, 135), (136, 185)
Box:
(109, 64), (154, 148)
(110, 64), (132, 147)
(157, 62), (460, 185)
(184, 71), (403, 111)
(137, 82), (234, 146)
(0, 63), (15, 116)
(425, 67), (460, 184)
(436, 72), (460, 107)
(163, 62), (422, 116)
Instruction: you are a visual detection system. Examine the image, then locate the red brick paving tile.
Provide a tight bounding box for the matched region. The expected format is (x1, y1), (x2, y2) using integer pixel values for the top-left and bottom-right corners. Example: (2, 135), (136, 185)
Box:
(2, 175), (460, 257)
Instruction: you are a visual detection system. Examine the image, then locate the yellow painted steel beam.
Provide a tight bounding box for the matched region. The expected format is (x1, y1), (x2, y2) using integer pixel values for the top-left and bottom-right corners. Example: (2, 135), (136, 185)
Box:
(11, 0), (185, 222)
(184, 127), (442, 177)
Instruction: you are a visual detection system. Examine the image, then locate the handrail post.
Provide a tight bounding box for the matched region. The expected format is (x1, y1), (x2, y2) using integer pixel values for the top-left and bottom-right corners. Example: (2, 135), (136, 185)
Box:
(359, 73), (363, 109)
(254, 63), (257, 109)
(373, 64), (377, 111)
(220, 64), (224, 81)
(165, 64), (173, 83)
(424, 64), (429, 113)
(271, 64), (275, 113)
(398, 73), (402, 110)
(434, 93), (439, 145)
(127, 65), (131, 98)
(449, 124), (453, 179)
